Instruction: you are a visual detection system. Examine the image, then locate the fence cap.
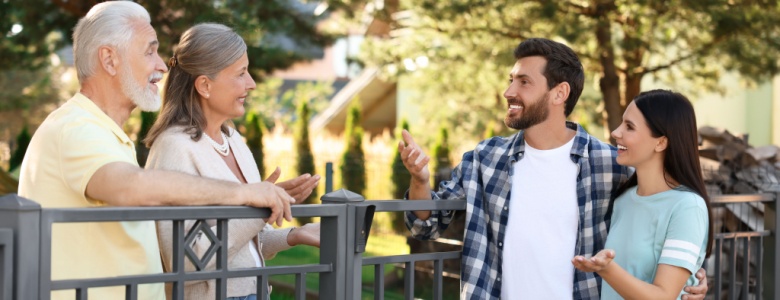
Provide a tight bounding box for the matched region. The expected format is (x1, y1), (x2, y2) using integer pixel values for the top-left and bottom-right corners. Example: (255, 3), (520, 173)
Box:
(320, 189), (365, 203)
(0, 193), (42, 211)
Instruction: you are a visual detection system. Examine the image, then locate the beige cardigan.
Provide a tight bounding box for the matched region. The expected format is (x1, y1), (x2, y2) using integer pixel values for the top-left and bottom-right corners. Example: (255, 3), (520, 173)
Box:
(145, 126), (292, 299)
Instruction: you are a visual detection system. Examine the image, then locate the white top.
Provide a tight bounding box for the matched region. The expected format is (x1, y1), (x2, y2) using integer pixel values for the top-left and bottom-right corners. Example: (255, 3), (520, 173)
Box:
(502, 137), (578, 299)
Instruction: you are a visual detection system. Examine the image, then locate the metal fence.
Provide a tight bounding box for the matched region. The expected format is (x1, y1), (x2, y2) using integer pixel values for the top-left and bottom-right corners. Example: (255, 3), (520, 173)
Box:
(1, 191), (779, 300)
(707, 193), (780, 300)
(0, 190), (465, 300)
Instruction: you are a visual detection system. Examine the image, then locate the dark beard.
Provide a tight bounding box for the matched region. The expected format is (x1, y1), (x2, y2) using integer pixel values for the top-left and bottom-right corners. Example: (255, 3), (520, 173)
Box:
(504, 91), (550, 130)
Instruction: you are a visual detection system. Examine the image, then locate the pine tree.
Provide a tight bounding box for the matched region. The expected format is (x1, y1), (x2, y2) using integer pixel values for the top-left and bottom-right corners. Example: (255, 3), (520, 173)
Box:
(135, 111), (157, 167)
(389, 118), (412, 233)
(244, 111), (266, 178)
(8, 126), (31, 172)
(339, 100), (366, 196)
(432, 126), (452, 186)
(295, 101), (317, 223)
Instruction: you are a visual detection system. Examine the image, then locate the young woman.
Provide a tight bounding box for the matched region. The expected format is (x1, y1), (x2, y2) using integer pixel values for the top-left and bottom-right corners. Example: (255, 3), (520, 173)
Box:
(572, 89), (713, 300)
(144, 23), (320, 300)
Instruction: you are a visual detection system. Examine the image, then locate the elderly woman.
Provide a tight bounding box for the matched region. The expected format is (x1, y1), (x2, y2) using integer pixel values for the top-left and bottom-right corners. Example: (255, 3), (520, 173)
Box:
(144, 23), (320, 300)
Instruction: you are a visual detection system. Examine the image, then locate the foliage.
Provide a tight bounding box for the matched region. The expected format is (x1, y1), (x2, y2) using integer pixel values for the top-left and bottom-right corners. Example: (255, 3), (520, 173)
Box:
(8, 126), (31, 172)
(0, 169), (18, 195)
(483, 120), (496, 140)
(355, 0), (780, 136)
(0, 0), (76, 72)
(431, 126), (451, 184)
(244, 111), (267, 179)
(340, 100), (366, 195)
(135, 111), (157, 167)
(250, 79), (335, 131)
(294, 100), (317, 223)
(2, 0), (344, 78)
(0, 67), (74, 165)
(389, 118), (411, 233)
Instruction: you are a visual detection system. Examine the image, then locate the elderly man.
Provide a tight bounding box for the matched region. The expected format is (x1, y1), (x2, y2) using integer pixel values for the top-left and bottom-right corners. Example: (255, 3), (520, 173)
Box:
(18, 1), (316, 299)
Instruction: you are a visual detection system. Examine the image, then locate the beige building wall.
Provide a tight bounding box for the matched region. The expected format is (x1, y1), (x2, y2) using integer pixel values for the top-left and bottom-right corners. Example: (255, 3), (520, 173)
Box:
(646, 72), (778, 147)
(774, 75), (780, 146)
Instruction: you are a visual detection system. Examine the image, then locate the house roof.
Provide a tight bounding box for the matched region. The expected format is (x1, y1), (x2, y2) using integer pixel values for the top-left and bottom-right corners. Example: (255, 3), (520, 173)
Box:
(309, 67), (396, 136)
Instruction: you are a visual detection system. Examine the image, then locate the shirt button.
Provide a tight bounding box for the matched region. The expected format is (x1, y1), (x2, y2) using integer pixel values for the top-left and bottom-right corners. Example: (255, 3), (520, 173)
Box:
(503, 206), (508, 210)
(498, 242), (503, 247)
(497, 277), (501, 281)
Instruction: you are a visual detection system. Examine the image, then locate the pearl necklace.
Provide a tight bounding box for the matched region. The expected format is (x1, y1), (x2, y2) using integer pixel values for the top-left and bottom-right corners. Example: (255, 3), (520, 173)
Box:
(202, 131), (230, 156)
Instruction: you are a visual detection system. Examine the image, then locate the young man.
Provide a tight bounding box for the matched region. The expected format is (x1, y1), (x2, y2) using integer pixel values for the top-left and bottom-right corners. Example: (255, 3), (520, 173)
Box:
(399, 38), (707, 299)
(17, 2), (316, 299)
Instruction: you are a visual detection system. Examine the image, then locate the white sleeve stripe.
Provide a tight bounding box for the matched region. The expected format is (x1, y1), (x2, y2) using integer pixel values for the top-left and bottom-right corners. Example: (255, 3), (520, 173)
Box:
(664, 239), (701, 254)
(661, 249), (698, 265)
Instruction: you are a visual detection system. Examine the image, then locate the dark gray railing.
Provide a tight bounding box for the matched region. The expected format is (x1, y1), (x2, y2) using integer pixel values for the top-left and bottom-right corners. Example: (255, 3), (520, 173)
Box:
(1, 191), (778, 299)
(707, 193), (780, 299)
(0, 191), (466, 300)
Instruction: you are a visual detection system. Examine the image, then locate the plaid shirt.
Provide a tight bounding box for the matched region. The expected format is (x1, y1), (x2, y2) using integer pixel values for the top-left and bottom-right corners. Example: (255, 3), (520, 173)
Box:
(406, 122), (631, 299)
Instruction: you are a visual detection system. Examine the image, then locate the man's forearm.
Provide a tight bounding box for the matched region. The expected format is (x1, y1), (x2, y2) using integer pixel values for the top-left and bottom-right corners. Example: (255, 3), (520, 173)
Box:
(135, 169), (245, 206)
(408, 178), (433, 220)
(87, 162), (245, 207)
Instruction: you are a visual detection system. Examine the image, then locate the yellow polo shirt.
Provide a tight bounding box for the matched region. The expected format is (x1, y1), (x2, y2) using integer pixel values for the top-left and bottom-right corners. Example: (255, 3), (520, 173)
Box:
(18, 93), (164, 300)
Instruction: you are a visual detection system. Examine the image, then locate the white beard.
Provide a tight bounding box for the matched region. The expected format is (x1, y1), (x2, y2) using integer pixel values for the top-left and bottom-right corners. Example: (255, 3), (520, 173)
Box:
(119, 64), (162, 112)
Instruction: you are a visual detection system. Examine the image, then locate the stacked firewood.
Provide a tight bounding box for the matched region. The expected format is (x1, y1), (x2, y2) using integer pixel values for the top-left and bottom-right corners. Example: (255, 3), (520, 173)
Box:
(699, 126), (780, 195)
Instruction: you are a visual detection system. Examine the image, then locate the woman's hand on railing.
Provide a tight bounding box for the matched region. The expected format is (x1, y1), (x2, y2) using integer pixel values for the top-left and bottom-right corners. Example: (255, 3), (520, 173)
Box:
(287, 222), (321, 248)
(264, 167), (321, 203)
(242, 181), (294, 226)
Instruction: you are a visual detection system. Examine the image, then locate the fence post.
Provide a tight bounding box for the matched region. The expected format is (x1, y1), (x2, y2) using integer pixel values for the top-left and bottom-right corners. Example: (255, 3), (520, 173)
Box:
(325, 162), (334, 193)
(0, 194), (41, 300)
(321, 189), (374, 299)
(764, 192), (780, 300)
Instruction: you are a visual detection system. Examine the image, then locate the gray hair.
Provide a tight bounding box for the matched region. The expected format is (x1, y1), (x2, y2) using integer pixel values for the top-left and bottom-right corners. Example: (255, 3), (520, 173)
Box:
(73, 1), (151, 82)
(145, 23), (247, 147)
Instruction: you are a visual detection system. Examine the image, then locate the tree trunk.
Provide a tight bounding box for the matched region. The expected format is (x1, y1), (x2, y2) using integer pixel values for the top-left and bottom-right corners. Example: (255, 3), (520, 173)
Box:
(624, 74), (642, 109)
(595, 19), (622, 137)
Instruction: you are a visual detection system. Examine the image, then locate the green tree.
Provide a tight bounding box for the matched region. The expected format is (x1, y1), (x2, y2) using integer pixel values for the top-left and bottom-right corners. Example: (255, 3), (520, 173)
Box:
(389, 118), (412, 233)
(339, 100), (366, 196)
(244, 111), (267, 179)
(431, 126), (451, 185)
(294, 100), (317, 223)
(356, 0), (780, 135)
(135, 111), (157, 167)
(8, 126), (31, 172)
(2, 0), (345, 78)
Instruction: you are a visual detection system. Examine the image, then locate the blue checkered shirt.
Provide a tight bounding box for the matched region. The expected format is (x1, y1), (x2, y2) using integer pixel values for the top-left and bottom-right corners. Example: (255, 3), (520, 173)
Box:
(406, 122), (631, 299)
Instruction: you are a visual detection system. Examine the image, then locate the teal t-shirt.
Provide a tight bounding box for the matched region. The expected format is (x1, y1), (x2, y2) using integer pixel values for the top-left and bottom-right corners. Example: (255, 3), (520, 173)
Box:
(601, 186), (708, 300)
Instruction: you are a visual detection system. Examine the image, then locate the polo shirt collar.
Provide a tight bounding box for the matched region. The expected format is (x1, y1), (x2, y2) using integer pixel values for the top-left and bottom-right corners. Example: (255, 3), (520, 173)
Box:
(71, 93), (134, 145)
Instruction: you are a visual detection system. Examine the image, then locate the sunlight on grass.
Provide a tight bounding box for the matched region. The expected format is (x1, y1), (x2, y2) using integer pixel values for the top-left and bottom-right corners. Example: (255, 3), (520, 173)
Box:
(364, 231), (409, 256)
(266, 232), (413, 299)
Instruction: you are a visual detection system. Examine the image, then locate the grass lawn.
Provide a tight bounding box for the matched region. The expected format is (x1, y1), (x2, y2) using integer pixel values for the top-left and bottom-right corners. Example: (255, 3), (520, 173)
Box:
(266, 232), (426, 299)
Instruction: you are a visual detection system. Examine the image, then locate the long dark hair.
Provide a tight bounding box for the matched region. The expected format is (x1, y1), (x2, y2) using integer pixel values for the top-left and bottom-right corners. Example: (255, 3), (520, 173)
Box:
(612, 89), (714, 257)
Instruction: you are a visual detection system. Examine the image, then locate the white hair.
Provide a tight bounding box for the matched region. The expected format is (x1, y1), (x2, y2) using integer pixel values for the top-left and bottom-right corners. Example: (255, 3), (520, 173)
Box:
(72, 1), (151, 82)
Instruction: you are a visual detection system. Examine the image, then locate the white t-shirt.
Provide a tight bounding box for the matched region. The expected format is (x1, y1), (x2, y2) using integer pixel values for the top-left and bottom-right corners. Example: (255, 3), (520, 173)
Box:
(501, 137), (578, 299)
